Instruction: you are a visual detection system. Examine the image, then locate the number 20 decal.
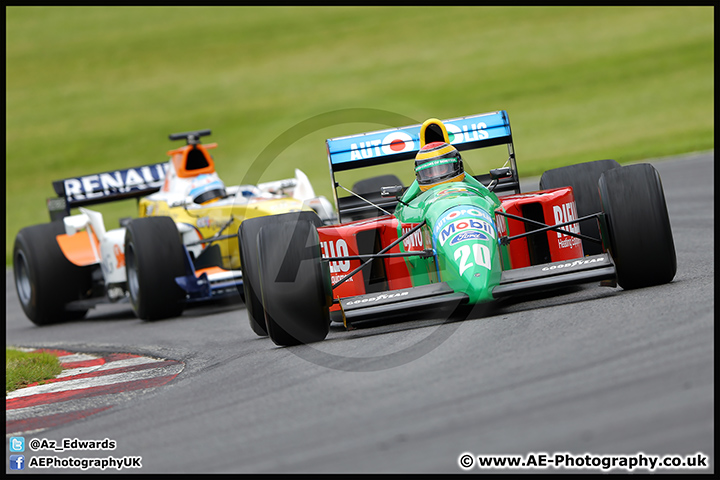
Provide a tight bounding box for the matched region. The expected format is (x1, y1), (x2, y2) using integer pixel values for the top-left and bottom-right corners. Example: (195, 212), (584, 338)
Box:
(454, 244), (491, 275)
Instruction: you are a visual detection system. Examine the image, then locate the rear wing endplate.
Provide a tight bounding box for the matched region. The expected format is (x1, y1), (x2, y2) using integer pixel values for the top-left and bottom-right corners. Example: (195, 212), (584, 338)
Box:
(47, 163), (168, 221)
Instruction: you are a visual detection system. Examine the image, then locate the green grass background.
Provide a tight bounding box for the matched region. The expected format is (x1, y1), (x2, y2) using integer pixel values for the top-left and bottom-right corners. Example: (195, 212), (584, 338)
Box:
(6, 6), (714, 265)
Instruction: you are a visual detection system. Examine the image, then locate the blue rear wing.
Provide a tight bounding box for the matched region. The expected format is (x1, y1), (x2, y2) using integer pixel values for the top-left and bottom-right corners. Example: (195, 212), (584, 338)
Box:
(326, 110), (512, 172)
(47, 162), (168, 221)
(326, 111), (519, 222)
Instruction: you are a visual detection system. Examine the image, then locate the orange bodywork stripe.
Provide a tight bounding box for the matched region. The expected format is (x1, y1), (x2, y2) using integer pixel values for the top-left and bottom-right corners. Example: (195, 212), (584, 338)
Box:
(56, 231), (100, 267)
(195, 266), (226, 278)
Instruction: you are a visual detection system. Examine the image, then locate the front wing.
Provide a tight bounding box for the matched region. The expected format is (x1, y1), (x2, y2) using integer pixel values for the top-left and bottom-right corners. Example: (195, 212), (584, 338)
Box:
(337, 253), (616, 328)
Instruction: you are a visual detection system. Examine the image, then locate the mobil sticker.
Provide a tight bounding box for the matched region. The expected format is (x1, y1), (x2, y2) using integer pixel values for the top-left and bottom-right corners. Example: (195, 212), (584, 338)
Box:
(434, 206), (496, 247)
(434, 205), (494, 234)
(437, 217), (496, 247)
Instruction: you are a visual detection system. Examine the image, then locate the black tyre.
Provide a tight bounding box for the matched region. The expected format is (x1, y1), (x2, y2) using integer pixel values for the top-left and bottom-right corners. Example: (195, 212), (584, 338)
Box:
(539, 159), (621, 255)
(257, 214), (331, 346)
(238, 216), (271, 337)
(124, 217), (186, 320)
(598, 164), (676, 289)
(13, 221), (92, 325)
(238, 211), (325, 338)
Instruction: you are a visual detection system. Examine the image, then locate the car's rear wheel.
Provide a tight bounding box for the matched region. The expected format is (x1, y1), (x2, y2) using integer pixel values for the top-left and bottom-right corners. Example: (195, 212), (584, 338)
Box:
(539, 159), (621, 255)
(125, 217), (186, 320)
(256, 213), (331, 346)
(598, 163), (676, 289)
(13, 221), (91, 325)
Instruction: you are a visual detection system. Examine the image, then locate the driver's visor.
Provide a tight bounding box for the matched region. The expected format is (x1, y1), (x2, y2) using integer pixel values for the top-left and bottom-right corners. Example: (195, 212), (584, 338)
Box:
(415, 157), (459, 182)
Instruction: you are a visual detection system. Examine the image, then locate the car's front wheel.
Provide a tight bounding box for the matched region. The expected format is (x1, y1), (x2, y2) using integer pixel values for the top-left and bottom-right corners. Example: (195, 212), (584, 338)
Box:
(257, 213), (331, 346)
(125, 216), (186, 320)
(598, 163), (676, 289)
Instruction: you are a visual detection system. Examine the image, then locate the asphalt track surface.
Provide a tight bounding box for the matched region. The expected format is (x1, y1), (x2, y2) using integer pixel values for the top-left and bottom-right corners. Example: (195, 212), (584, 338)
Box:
(5, 152), (714, 473)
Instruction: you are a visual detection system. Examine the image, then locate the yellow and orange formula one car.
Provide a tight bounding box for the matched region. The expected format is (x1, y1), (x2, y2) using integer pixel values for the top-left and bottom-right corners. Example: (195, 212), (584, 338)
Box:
(13, 129), (335, 325)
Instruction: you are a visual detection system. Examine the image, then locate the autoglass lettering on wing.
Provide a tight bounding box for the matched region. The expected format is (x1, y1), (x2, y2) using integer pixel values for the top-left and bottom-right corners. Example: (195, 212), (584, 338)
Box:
(349, 131), (416, 161)
(63, 165), (167, 201)
(332, 113), (506, 165)
(444, 121), (490, 144)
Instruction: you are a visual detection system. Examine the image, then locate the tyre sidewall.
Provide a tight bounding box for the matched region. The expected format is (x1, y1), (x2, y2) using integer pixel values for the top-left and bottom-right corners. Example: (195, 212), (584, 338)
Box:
(599, 164), (677, 289)
(13, 221), (90, 325)
(257, 216), (329, 346)
(125, 217), (186, 320)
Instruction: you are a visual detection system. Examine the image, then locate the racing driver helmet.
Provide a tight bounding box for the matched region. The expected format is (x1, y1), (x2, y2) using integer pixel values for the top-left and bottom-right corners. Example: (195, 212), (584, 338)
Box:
(188, 173), (227, 205)
(414, 141), (465, 192)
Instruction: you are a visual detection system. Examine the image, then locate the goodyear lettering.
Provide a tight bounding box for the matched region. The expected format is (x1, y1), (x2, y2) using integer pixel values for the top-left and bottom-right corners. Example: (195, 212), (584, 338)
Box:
(541, 257), (604, 271)
(320, 239), (350, 274)
(345, 291), (409, 306)
(63, 164), (167, 201)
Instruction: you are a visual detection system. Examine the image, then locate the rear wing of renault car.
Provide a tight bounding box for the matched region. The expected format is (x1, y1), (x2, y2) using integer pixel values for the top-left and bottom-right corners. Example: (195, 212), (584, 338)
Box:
(47, 163), (168, 221)
(45, 129), (216, 221)
(325, 110), (520, 221)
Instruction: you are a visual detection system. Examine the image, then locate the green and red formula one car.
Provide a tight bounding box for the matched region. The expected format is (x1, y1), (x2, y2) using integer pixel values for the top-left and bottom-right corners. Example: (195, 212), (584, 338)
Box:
(238, 111), (676, 346)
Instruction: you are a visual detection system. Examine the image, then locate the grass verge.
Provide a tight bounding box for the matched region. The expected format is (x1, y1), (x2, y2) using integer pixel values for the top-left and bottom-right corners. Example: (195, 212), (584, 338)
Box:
(6, 348), (63, 393)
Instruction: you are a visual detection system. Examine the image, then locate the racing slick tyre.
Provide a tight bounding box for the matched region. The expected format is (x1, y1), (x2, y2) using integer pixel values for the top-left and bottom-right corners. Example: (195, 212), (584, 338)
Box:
(539, 159), (621, 256)
(238, 211), (325, 338)
(124, 217), (186, 320)
(238, 216), (272, 337)
(256, 213), (331, 346)
(13, 221), (92, 325)
(598, 163), (676, 290)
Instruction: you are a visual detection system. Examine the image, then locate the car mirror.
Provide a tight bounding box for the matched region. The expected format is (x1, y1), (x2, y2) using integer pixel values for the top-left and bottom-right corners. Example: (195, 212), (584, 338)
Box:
(380, 185), (404, 197)
(489, 167), (512, 180)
